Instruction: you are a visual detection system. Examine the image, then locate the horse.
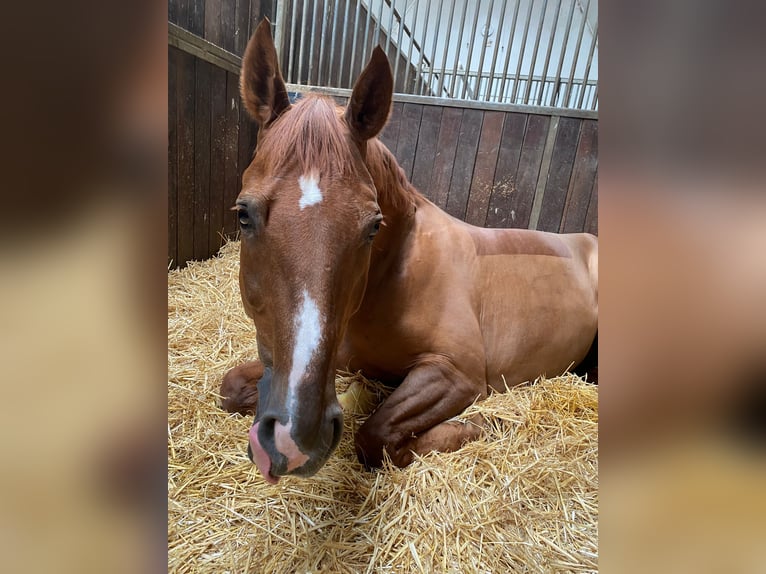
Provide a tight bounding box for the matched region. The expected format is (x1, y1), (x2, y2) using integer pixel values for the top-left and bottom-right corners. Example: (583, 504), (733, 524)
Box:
(220, 19), (598, 484)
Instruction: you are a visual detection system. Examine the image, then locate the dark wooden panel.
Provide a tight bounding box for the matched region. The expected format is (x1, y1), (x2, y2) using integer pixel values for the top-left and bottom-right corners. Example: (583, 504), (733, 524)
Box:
(536, 116), (582, 232)
(189, 0), (205, 36)
(204, 0), (223, 45)
(429, 107), (463, 210)
(395, 103), (423, 181)
(234, 0), (250, 56)
(584, 176), (598, 235)
(177, 50), (196, 267)
(507, 114), (550, 229)
(561, 119), (598, 233)
(410, 105), (443, 200)
(209, 66), (227, 253)
(445, 108), (484, 220)
(485, 112), (528, 228)
(379, 101), (403, 152)
(221, 0), (237, 53)
(193, 59), (212, 261)
(172, 0), (189, 27)
(168, 47), (179, 266)
(465, 111), (505, 226)
(224, 72), (241, 238)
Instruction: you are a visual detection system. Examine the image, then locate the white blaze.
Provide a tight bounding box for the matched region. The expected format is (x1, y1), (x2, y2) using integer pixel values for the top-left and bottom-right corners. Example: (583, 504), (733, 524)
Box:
(287, 290), (323, 412)
(298, 173), (322, 209)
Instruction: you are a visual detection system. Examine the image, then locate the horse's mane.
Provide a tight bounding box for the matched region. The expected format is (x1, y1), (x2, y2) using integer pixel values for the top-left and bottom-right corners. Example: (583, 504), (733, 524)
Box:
(259, 94), (425, 213)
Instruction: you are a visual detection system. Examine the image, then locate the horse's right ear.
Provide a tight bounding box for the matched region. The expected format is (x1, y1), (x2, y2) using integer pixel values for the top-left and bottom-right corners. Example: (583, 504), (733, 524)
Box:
(240, 18), (291, 128)
(346, 47), (393, 141)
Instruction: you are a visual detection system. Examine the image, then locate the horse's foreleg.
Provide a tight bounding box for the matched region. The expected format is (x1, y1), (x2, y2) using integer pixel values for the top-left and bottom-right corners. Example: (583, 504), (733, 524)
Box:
(355, 360), (486, 468)
(219, 360), (264, 415)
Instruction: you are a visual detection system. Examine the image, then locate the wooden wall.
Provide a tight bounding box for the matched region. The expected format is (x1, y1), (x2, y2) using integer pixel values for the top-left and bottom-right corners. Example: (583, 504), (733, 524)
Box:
(167, 0), (598, 268)
(378, 103), (598, 234)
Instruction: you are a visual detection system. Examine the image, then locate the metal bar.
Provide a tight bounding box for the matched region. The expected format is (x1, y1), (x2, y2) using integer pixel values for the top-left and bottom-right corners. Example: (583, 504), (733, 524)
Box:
(474, 0), (496, 101)
(402, 0), (422, 91)
(484, 0), (508, 101)
(424, 0), (443, 94)
(297, 0), (310, 84)
(436, 0), (457, 97)
(288, 0), (299, 82)
(523, 0), (549, 103)
(536, 0), (562, 106)
(449, 0), (470, 97)
(308, 0), (321, 84)
(168, 22), (241, 75)
(375, 0), (385, 46)
(550, 0), (577, 107)
(563, 0), (591, 108)
(577, 21), (597, 108)
(510, 0), (534, 104)
(347, 0), (364, 86)
(327, 0), (342, 85)
(318, 0), (331, 85)
(590, 84), (598, 110)
(274, 0), (288, 64)
(392, 0), (407, 89)
(361, 0), (373, 67)
(414, 0), (434, 94)
(497, 0), (522, 103)
(285, 82), (599, 119)
(385, 0), (396, 57)
(338, 0), (352, 86)
(460, 0), (483, 99)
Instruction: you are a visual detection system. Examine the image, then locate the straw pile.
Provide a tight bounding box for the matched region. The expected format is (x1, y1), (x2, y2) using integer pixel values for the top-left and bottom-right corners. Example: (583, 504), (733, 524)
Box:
(168, 241), (598, 573)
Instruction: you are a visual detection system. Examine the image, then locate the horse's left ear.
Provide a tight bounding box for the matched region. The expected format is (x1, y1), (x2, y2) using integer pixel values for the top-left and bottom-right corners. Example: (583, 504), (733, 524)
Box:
(345, 47), (393, 141)
(240, 18), (291, 128)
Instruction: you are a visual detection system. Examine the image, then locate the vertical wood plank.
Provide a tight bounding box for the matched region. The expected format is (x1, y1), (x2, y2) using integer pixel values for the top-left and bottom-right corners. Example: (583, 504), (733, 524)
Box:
(507, 114), (550, 229)
(234, 0), (251, 56)
(410, 105), (443, 199)
(379, 101), (403, 153)
(221, 0), (237, 52)
(189, 0), (205, 36)
(177, 50), (196, 267)
(169, 0), (179, 25)
(224, 71), (241, 238)
(445, 108), (484, 220)
(205, 0), (223, 44)
(584, 176), (598, 235)
(536, 116), (582, 232)
(168, 47), (179, 267)
(485, 112), (527, 228)
(394, 103), (423, 181)
(561, 119), (598, 233)
(465, 111), (505, 226)
(209, 66), (227, 253)
(194, 59), (212, 261)
(429, 107), (463, 210)
(174, 0), (189, 28)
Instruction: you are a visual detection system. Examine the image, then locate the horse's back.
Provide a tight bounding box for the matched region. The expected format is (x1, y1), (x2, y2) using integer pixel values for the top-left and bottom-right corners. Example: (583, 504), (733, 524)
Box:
(459, 221), (598, 389)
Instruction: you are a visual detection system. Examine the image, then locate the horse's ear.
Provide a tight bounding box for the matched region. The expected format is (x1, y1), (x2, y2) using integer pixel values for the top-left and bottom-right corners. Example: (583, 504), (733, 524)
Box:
(345, 47), (393, 141)
(240, 18), (291, 128)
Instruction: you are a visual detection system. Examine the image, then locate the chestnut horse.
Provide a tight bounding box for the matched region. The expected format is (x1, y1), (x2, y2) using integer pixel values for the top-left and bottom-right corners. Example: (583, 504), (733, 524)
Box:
(220, 20), (598, 484)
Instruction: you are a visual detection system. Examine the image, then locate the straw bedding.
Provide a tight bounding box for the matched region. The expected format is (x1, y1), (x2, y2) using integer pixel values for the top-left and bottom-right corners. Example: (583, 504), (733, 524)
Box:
(168, 241), (598, 573)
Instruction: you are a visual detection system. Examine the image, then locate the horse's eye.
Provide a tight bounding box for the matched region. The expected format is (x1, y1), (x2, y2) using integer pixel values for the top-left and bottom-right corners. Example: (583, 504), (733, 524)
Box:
(238, 209), (251, 228)
(367, 215), (383, 241)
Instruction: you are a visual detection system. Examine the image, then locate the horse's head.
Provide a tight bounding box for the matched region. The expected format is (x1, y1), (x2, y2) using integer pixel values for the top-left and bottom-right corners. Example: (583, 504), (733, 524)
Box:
(235, 20), (393, 482)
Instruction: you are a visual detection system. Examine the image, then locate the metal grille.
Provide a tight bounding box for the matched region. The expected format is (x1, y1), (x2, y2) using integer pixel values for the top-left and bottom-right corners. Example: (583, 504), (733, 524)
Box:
(274, 0), (598, 110)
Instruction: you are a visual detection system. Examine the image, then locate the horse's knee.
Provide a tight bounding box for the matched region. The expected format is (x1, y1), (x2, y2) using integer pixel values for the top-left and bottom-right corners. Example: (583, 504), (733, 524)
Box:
(219, 361), (263, 415)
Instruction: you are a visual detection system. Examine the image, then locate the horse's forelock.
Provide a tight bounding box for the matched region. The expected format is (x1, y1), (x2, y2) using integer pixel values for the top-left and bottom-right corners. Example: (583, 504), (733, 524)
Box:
(259, 96), (355, 178)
